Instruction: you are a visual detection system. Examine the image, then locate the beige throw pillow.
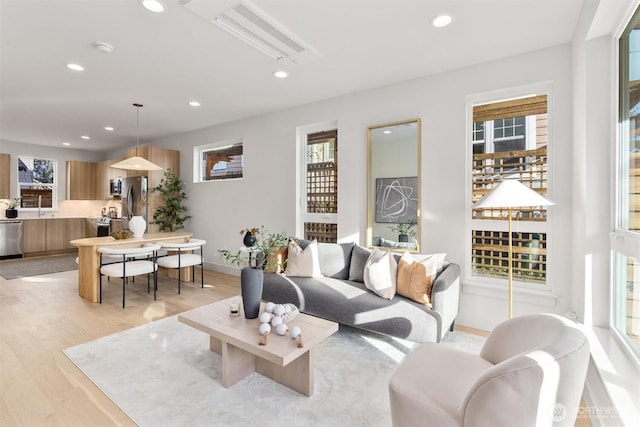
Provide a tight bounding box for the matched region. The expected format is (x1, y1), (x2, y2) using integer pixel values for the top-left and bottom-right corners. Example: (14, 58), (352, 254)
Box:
(284, 240), (321, 277)
(396, 252), (438, 306)
(363, 248), (397, 300)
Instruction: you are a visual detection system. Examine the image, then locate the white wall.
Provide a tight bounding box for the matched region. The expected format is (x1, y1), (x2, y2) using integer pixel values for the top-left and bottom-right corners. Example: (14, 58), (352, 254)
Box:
(152, 43), (575, 329)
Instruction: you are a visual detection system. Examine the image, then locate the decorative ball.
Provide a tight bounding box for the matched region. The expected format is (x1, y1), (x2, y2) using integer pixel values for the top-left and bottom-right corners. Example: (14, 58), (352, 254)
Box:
(271, 316), (283, 327)
(284, 305), (292, 314)
(259, 312), (272, 324)
(290, 326), (301, 339)
(275, 323), (288, 336)
(274, 304), (285, 316)
(259, 323), (271, 336)
(265, 302), (275, 313)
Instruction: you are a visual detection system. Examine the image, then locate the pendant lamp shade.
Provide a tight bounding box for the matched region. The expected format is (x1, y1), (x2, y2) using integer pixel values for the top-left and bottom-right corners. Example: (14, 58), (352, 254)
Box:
(110, 103), (163, 171)
(474, 178), (555, 319)
(475, 179), (555, 209)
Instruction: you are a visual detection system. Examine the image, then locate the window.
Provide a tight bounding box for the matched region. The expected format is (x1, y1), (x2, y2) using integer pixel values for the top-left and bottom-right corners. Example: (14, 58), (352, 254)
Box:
(17, 156), (56, 210)
(613, 5), (640, 357)
(193, 140), (243, 183)
(298, 124), (338, 243)
(469, 93), (550, 284)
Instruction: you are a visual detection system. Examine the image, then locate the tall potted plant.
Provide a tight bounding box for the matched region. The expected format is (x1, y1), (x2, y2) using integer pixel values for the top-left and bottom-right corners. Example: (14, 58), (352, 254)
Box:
(152, 169), (191, 231)
(219, 226), (288, 318)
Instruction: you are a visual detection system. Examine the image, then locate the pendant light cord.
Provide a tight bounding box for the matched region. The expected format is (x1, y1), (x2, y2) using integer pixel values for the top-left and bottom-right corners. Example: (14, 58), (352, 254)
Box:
(133, 103), (143, 157)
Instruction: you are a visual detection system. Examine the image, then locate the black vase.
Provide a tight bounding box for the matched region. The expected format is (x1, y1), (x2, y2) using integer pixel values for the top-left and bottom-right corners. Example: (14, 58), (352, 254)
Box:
(5, 209), (17, 219)
(243, 231), (257, 247)
(241, 267), (263, 319)
(398, 234), (409, 243)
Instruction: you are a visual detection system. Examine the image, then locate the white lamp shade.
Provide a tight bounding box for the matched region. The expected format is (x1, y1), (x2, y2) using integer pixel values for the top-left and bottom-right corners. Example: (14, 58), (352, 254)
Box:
(475, 179), (555, 208)
(110, 156), (162, 171)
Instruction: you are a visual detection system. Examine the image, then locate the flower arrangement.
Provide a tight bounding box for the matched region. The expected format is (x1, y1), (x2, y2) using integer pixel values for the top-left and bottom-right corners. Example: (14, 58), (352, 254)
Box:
(3, 198), (20, 209)
(219, 225), (288, 271)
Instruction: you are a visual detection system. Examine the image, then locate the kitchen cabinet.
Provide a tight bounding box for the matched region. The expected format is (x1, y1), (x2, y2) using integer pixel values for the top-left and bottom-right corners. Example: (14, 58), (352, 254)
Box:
(0, 153), (10, 199)
(45, 219), (67, 251)
(125, 146), (180, 233)
(23, 218), (88, 255)
(66, 218), (86, 249)
(67, 161), (97, 200)
(95, 157), (125, 199)
(22, 220), (47, 253)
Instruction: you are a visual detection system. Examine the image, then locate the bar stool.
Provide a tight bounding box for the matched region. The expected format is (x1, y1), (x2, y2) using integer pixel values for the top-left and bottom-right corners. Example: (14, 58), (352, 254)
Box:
(156, 239), (206, 294)
(98, 244), (161, 308)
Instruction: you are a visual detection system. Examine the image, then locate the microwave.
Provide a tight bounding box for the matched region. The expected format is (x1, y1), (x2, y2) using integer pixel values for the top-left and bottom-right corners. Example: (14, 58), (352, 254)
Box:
(109, 178), (122, 196)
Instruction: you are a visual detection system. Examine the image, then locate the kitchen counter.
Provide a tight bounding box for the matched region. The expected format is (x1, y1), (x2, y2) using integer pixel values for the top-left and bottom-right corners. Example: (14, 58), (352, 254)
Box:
(70, 231), (193, 302)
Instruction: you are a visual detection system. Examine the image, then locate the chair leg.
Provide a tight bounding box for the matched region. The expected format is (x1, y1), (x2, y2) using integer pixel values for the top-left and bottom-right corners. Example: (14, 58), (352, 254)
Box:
(201, 263), (204, 288)
(122, 276), (126, 309)
(154, 267), (158, 300)
(99, 274), (103, 304)
(450, 320), (455, 332)
(178, 269), (181, 294)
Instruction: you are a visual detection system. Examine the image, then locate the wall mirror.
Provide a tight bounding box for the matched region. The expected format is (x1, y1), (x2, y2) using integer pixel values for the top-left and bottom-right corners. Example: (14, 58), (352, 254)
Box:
(367, 118), (421, 252)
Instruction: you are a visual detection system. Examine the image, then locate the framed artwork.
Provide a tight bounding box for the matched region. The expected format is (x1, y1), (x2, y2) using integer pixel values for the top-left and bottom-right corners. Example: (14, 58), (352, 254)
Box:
(375, 177), (418, 223)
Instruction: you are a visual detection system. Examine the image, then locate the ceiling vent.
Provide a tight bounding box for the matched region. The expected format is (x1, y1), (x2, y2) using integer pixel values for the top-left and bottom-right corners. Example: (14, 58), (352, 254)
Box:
(181, 0), (321, 64)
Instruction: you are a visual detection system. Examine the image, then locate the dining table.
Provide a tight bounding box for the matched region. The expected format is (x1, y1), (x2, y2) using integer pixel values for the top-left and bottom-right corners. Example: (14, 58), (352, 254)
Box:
(70, 231), (192, 302)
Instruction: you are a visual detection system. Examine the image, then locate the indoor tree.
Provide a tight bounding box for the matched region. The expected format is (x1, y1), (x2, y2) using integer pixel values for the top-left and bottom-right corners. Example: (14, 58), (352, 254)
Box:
(152, 169), (191, 231)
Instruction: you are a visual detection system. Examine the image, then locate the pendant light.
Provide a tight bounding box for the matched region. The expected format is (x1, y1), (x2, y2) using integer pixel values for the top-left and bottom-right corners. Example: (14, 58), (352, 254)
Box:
(110, 103), (163, 171)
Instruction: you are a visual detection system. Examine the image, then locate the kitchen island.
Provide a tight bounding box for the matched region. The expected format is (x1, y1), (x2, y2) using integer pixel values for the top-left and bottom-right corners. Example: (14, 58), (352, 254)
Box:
(70, 232), (192, 302)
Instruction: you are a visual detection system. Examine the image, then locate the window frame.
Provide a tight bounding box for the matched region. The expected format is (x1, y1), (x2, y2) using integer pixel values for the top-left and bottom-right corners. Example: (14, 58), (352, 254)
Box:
(17, 156), (57, 211)
(464, 84), (555, 295)
(611, 5), (640, 360)
(192, 138), (244, 183)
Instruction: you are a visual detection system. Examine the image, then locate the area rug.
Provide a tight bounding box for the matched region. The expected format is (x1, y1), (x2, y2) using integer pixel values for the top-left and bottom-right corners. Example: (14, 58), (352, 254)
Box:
(0, 253), (77, 280)
(63, 316), (485, 427)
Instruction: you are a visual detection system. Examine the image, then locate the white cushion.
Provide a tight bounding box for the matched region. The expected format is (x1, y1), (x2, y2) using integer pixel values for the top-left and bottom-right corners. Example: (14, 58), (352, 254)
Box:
(101, 260), (157, 278)
(284, 239), (321, 277)
(157, 239), (206, 251)
(363, 248), (397, 299)
(156, 254), (202, 269)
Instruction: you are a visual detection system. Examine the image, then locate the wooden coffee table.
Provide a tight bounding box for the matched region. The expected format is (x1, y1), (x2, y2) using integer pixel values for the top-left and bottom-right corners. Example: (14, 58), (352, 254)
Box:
(178, 297), (338, 396)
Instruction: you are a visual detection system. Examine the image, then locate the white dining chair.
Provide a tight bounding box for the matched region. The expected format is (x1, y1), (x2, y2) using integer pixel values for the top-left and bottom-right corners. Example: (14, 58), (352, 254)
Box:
(155, 239), (206, 294)
(98, 244), (161, 308)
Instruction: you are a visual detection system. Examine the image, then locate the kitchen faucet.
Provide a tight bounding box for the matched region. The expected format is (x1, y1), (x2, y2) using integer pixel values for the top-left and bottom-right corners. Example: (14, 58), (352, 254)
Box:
(38, 195), (44, 217)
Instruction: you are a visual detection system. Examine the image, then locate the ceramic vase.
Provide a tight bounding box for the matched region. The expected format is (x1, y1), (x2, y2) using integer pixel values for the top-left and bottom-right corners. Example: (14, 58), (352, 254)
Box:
(243, 231), (257, 247)
(5, 209), (17, 219)
(398, 234), (409, 243)
(129, 215), (146, 238)
(241, 267), (263, 319)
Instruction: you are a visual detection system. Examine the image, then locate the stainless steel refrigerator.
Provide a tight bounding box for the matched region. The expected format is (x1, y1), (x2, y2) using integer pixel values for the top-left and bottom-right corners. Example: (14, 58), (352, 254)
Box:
(121, 176), (148, 232)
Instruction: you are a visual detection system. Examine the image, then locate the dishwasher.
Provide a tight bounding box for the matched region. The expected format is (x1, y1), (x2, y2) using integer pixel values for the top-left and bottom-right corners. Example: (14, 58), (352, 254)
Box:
(0, 220), (23, 259)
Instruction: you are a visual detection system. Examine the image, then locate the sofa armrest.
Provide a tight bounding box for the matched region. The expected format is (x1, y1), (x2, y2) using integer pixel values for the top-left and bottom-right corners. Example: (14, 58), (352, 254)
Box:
(430, 263), (460, 337)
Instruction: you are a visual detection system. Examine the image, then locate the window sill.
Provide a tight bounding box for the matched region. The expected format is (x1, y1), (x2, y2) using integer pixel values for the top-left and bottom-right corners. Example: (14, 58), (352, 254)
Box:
(583, 326), (640, 426)
(461, 280), (557, 307)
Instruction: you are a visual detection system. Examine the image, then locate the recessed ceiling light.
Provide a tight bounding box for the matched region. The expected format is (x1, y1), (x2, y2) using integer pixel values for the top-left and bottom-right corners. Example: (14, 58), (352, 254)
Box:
(383, 130), (392, 134)
(274, 70), (288, 79)
(104, 126), (114, 131)
(66, 63), (85, 71)
(140, 0), (166, 13)
(432, 14), (453, 28)
(81, 135), (90, 140)
(189, 101), (201, 107)
(62, 142), (71, 146)
(93, 42), (114, 54)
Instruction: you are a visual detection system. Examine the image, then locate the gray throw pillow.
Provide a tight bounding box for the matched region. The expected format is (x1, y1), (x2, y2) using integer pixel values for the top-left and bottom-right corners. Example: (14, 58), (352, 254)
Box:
(349, 244), (372, 283)
(317, 242), (355, 279)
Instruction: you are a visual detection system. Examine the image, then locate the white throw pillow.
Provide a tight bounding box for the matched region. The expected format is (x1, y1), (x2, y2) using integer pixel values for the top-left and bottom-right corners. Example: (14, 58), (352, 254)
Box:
(284, 240), (321, 277)
(363, 248), (397, 300)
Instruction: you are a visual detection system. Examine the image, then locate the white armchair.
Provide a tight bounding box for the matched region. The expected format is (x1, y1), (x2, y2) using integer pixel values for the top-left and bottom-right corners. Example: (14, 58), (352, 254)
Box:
(389, 313), (590, 427)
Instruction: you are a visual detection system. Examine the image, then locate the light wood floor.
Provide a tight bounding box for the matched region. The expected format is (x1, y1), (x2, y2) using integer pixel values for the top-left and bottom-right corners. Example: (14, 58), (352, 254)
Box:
(0, 263), (240, 426)
(0, 260), (591, 426)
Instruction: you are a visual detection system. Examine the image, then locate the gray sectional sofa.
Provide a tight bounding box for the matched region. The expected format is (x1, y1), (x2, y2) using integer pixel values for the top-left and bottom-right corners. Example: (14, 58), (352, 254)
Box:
(262, 240), (460, 343)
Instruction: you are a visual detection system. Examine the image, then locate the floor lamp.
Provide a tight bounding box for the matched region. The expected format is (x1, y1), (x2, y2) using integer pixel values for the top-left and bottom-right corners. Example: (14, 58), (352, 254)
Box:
(474, 179), (555, 318)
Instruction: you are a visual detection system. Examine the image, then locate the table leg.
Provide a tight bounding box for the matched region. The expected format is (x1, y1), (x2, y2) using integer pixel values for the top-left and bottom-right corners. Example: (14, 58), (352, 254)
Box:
(255, 349), (315, 396)
(221, 342), (255, 388)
